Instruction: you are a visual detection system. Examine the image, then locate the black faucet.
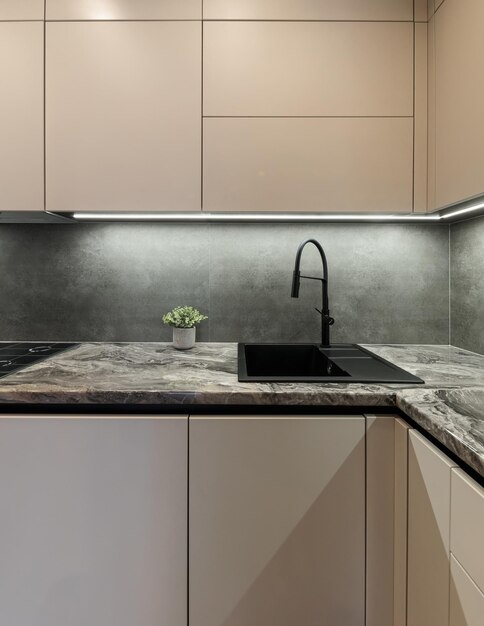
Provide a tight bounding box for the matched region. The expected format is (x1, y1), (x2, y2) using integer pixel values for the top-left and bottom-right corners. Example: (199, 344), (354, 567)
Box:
(291, 239), (334, 347)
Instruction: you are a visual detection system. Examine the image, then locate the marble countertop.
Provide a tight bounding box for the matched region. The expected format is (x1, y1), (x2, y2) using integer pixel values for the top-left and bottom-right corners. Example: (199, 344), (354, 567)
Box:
(0, 342), (483, 477)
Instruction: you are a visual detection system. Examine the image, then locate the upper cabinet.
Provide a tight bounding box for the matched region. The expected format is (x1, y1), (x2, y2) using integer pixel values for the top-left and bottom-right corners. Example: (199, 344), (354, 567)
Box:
(0, 0), (44, 20)
(0, 22), (44, 212)
(46, 21), (201, 212)
(203, 20), (414, 213)
(204, 22), (413, 117)
(430, 0), (484, 209)
(204, 118), (413, 213)
(45, 0), (202, 20)
(203, 0), (413, 21)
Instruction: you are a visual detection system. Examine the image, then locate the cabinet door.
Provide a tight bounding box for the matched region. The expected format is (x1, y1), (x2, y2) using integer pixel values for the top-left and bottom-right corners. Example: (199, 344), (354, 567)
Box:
(450, 556), (484, 626)
(0, 22), (43, 211)
(366, 416), (396, 626)
(204, 22), (413, 117)
(407, 430), (457, 626)
(204, 0), (413, 21)
(393, 419), (410, 626)
(190, 415), (365, 626)
(0, 0), (44, 19)
(434, 0), (484, 208)
(203, 117), (413, 213)
(46, 0), (201, 20)
(46, 21), (201, 212)
(0, 417), (187, 626)
(451, 469), (484, 594)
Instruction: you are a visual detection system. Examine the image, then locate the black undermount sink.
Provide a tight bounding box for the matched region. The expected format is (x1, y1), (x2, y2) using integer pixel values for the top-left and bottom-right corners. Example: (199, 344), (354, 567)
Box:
(238, 343), (424, 384)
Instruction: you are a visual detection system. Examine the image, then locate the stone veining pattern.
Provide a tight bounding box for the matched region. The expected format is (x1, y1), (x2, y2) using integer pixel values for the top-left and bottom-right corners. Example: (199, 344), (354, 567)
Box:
(0, 342), (483, 477)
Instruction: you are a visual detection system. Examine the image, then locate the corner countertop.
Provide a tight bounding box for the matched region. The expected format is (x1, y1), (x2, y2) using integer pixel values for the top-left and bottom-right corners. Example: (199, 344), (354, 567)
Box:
(0, 342), (483, 477)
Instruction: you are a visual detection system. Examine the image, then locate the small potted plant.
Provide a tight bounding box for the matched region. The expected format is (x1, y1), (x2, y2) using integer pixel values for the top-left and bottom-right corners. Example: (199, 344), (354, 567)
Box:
(162, 305), (208, 350)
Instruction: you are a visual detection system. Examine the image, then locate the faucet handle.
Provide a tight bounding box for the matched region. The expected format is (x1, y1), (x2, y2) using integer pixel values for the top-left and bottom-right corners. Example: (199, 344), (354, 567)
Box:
(315, 308), (335, 325)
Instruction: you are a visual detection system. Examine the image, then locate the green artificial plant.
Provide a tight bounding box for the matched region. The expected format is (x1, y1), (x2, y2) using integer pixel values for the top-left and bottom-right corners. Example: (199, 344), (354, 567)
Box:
(162, 306), (208, 329)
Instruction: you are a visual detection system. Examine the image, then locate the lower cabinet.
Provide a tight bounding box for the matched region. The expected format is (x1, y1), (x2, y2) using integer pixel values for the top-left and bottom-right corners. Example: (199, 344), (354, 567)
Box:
(0, 416), (188, 626)
(189, 415), (366, 626)
(365, 415), (411, 626)
(407, 430), (457, 626)
(450, 556), (484, 626)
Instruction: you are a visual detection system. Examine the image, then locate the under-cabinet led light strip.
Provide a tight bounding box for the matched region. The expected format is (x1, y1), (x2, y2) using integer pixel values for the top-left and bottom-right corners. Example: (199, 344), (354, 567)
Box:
(71, 199), (484, 222)
(440, 201), (484, 220)
(72, 212), (443, 222)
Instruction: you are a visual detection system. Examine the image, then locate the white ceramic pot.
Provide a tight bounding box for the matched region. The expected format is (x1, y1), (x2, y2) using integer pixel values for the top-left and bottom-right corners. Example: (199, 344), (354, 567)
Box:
(173, 327), (196, 350)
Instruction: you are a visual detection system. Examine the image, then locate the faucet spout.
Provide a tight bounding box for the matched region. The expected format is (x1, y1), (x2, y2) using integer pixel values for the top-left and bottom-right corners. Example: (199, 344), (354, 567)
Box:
(290, 239), (334, 347)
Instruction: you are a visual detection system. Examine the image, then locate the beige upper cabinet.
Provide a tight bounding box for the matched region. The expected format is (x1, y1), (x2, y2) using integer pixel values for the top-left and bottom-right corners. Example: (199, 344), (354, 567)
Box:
(0, 22), (43, 211)
(46, 0), (202, 20)
(203, 0), (413, 21)
(204, 117), (413, 212)
(46, 21), (201, 212)
(204, 22), (413, 117)
(190, 416), (365, 626)
(433, 0), (484, 208)
(0, 0), (44, 20)
(0, 417), (188, 626)
(407, 430), (457, 626)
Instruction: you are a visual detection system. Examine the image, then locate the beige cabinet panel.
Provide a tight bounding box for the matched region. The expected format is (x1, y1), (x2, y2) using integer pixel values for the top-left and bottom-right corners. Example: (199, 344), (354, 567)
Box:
(366, 416), (396, 626)
(427, 16), (437, 211)
(435, 0), (484, 207)
(0, 22), (43, 211)
(415, 0), (428, 21)
(450, 556), (484, 626)
(203, 117), (413, 213)
(46, 21), (201, 212)
(414, 23), (428, 213)
(0, 417), (188, 626)
(46, 0), (201, 20)
(204, 0), (413, 21)
(394, 419), (410, 626)
(204, 22), (413, 117)
(0, 0), (44, 19)
(407, 430), (457, 626)
(451, 469), (484, 594)
(190, 416), (365, 626)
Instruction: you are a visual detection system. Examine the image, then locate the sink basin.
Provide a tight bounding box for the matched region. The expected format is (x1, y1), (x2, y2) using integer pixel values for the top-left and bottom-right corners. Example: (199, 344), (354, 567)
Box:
(238, 343), (424, 384)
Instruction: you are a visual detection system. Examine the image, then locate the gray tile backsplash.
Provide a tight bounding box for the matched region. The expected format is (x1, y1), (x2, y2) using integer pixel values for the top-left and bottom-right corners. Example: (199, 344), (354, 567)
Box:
(0, 223), (450, 344)
(451, 215), (484, 355)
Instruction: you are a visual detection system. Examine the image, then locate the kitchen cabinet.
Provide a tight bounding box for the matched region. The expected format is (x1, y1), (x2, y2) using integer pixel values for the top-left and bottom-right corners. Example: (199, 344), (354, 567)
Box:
(46, 0), (201, 20)
(451, 468), (484, 594)
(0, 0), (44, 20)
(46, 21), (201, 213)
(365, 416), (410, 626)
(203, 117), (413, 213)
(393, 419), (410, 626)
(0, 416), (188, 626)
(189, 415), (366, 626)
(203, 0), (413, 21)
(204, 22), (413, 117)
(431, 0), (484, 209)
(449, 556), (484, 626)
(0, 22), (43, 212)
(414, 23), (428, 213)
(366, 416), (396, 626)
(407, 430), (458, 626)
